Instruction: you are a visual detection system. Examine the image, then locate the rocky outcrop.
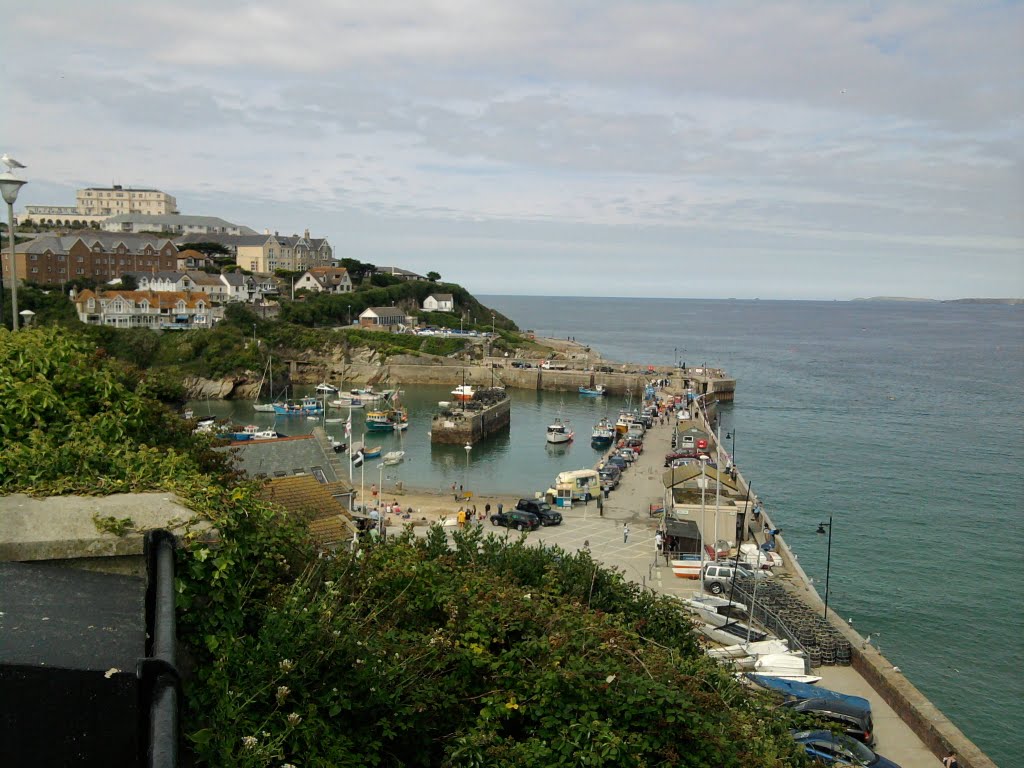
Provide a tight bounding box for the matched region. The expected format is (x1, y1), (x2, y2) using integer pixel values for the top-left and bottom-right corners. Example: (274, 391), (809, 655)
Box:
(182, 374), (264, 401)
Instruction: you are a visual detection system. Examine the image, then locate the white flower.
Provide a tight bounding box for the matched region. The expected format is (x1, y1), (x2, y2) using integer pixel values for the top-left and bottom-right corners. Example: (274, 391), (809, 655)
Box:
(241, 736), (258, 750)
(276, 686), (290, 704)
(287, 712), (302, 726)
(279, 659), (295, 673)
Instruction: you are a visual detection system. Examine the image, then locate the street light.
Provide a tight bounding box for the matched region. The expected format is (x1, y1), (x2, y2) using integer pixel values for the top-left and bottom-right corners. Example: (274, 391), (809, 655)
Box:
(463, 443), (472, 496)
(0, 169), (28, 331)
(726, 429), (736, 464)
(816, 516), (833, 620)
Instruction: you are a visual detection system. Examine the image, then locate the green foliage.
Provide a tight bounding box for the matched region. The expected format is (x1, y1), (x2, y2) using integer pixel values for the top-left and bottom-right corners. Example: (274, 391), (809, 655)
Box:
(0, 326), (233, 495)
(93, 513), (135, 536)
(180, 241), (232, 256)
(119, 274), (139, 290)
(426, 271), (441, 281)
(181, 526), (810, 767)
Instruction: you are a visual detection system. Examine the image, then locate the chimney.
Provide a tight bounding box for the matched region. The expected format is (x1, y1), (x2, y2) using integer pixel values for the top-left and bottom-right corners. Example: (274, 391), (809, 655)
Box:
(264, 228), (270, 235)
(304, 228), (310, 239)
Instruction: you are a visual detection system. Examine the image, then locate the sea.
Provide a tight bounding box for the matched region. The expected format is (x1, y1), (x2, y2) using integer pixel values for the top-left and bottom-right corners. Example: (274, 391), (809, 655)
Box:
(192, 297), (1022, 764)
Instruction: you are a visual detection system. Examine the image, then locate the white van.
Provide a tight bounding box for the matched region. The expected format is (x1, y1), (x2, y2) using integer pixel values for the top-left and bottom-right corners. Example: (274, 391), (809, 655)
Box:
(552, 469), (601, 500)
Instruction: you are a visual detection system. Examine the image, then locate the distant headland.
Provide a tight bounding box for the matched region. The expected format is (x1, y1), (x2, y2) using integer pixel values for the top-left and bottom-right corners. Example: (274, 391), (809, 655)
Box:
(851, 297), (1023, 305)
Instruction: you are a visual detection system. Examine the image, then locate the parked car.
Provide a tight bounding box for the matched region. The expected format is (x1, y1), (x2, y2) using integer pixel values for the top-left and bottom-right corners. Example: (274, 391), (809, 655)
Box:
(490, 509), (540, 531)
(790, 730), (900, 767)
(783, 699), (875, 746)
(515, 499), (563, 526)
(605, 455), (629, 471)
(703, 562), (757, 595)
(622, 437), (644, 453)
(599, 466), (621, 490)
(615, 448), (638, 463)
(511, 360), (528, 368)
(665, 449), (700, 466)
(595, 365), (614, 373)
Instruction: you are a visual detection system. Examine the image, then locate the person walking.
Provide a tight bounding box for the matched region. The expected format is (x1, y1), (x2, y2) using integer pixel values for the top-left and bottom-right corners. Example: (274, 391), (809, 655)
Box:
(623, 523), (630, 543)
(655, 531), (664, 554)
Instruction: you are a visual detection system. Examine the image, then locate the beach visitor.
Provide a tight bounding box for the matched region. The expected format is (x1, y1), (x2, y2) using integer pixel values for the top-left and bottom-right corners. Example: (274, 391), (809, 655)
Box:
(942, 752), (959, 768)
(371, 484), (378, 499)
(457, 508), (466, 527)
(485, 503), (491, 516)
(623, 523), (630, 543)
(655, 531), (664, 553)
(497, 502), (503, 515)
(583, 539), (590, 551)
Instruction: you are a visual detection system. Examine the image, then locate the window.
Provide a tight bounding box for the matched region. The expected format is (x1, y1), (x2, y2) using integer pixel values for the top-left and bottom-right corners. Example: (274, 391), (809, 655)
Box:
(292, 469), (306, 475)
(312, 467), (328, 483)
(31, 267), (38, 273)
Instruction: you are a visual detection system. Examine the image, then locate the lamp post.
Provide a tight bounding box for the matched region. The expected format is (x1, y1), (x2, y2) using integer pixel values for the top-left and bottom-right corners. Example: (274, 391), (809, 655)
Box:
(252, 323), (257, 344)
(463, 443), (472, 496)
(491, 313), (495, 337)
(726, 429), (736, 464)
(1, 169), (28, 331)
(816, 516), (833, 619)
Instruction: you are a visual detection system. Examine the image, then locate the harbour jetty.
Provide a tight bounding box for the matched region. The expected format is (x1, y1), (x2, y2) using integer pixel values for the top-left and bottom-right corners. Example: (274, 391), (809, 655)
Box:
(430, 387), (510, 445)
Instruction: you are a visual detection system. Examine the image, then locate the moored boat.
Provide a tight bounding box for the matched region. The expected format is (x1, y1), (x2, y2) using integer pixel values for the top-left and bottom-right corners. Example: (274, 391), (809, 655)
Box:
(273, 396), (323, 416)
(546, 418), (574, 444)
(578, 384), (606, 397)
(315, 382), (339, 394)
(451, 384), (475, 402)
(591, 417), (615, 447)
(382, 450), (405, 465)
(745, 674), (872, 711)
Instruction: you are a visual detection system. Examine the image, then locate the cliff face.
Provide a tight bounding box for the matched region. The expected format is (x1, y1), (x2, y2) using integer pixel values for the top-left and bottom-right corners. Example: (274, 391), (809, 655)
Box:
(182, 375), (264, 401)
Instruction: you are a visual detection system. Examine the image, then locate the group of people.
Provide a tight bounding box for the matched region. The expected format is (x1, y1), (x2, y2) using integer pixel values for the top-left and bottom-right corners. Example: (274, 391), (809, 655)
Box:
(456, 502), (498, 527)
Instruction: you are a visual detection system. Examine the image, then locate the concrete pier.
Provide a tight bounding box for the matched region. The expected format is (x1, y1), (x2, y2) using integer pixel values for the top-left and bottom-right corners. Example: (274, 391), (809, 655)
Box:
(430, 395), (510, 445)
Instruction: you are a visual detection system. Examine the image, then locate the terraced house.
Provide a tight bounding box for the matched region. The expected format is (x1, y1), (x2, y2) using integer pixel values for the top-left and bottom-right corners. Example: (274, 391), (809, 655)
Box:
(176, 228), (333, 274)
(71, 289), (224, 329)
(5, 233), (178, 286)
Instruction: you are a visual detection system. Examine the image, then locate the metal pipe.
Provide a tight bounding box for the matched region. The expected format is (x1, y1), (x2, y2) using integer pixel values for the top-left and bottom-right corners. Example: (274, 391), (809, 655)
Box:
(7, 201), (17, 330)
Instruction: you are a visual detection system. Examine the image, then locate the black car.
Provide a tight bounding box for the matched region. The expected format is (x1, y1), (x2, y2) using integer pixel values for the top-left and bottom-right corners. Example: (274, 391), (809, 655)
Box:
(490, 509), (540, 531)
(784, 699), (875, 746)
(515, 499), (563, 526)
(791, 730), (900, 767)
(605, 455), (629, 471)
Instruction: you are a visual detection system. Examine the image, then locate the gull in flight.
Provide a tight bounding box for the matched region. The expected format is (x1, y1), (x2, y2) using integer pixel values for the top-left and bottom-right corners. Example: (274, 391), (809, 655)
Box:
(2, 153), (26, 171)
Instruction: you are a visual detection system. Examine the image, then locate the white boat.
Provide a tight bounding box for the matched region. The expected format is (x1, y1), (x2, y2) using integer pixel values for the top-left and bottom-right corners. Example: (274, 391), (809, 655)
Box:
(685, 595), (751, 628)
(253, 357), (280, 412)
(393, 421), (408, 432)
(451, 384), (475, 402)
(707, 639), (791, 662)
(382, 450), (406, 465)
(698, 621), (772, 647)
(315, 382), (339, 394)
(546, 418), (574, 444)
(329, 395), (365, 409)
(739, 542), (783, 570)
(752, 653), (820, 684)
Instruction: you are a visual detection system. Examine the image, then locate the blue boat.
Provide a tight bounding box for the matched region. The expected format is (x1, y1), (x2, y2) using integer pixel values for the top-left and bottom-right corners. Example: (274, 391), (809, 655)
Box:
(745, 674), (871, 711)
(272, 396), (323, 416)
(579, 385), (606, 397)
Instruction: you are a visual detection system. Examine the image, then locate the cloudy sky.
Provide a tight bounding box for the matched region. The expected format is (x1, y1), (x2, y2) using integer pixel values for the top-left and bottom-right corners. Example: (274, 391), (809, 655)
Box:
(7, 1), (1023, 299)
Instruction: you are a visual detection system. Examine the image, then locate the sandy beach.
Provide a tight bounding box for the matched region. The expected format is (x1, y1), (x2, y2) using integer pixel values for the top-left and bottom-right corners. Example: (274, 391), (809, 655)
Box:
(362, 484), (528, 528)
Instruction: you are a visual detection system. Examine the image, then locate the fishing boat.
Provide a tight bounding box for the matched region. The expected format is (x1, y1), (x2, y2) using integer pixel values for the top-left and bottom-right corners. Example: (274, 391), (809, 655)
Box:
(350, 387), (386, 402)
(226, 424), (280, 441)
(273, 395), (323, 416)
(393, 421), (409, 432)
(578, 384), (606, 397)
(361, 445), (382, 459)
(546, 418), (574, 444)
(382, 450), (406, 465)
(365, 391), (409, 432)
(315, 382), (339, 394)
(591, 417), (615, 447)
(451, 384), (475, 402)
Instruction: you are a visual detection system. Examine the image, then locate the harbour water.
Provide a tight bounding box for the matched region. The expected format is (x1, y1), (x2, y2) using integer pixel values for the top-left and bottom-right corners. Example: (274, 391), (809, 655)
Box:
(193, 297), (1021, 764)
(483, 296), (1023, 767)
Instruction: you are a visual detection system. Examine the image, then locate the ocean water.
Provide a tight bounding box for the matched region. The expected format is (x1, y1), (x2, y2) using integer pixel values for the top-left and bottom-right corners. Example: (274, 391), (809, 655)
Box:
(192, 297), (1022, 764)
(482, 296), (1023, 766)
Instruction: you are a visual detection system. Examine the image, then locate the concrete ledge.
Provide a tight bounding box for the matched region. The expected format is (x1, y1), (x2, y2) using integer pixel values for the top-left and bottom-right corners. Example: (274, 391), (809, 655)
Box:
(0, 493), (204, 572)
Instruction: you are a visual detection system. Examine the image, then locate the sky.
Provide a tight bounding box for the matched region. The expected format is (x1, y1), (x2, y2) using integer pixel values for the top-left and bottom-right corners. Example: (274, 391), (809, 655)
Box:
(6, 1), (1023, 299)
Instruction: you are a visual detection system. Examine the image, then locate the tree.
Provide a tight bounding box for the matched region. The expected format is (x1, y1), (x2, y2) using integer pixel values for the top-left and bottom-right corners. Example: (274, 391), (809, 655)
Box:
(119, 274), (139, 290)
(426, 271), (441, 282)
(181, 241), (232, 257)
(340, 258), (376, 284)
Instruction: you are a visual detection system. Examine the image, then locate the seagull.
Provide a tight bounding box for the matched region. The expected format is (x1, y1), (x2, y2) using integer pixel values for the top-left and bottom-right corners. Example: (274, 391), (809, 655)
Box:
(1, 153), (26, 171)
